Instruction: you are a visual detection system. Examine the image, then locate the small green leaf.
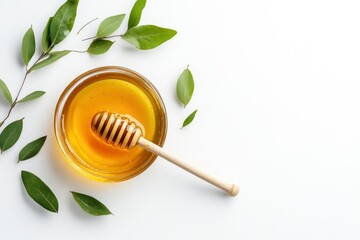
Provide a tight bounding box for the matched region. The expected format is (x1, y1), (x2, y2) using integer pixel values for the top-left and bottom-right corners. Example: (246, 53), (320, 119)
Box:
(17, 91), (45, 103)
(96, 14), (126, 38)
(42, 17), (53, 52)
(128, 0), (146, 29)
(176, 67), (194, 107)
(87, 39), (114, 55)
(0, 119), (23, 153)
(70, 191), (113, 216)
(22, 26), (36, 66)
(0, 79), (13, 105)
(21, 171), (59, 213)
(122, 25), (177, 50)
(30, 51), (70, 71)
(182, 110), (197, 129)
(19, 136), (47, 161)
(50, 0), (79, 45)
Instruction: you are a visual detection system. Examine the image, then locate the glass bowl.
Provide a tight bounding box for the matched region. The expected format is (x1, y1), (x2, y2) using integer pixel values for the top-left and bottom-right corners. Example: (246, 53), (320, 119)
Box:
(54, 66), (167, 182)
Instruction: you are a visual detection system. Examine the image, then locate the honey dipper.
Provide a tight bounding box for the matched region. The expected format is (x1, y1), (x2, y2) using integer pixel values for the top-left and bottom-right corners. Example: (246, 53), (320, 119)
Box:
(91, 111), (239, 197)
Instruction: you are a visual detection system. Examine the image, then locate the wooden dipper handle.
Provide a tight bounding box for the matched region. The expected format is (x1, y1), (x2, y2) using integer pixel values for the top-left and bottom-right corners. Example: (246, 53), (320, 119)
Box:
(137, 137), (239, 196)
(92, 111), (239, 197)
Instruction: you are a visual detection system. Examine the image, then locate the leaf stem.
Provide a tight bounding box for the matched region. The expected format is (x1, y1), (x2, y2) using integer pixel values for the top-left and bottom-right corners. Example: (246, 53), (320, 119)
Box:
(68, 50), (87, 54)
(0, 72), (27, 128)
(82, 34), (123, 41)
(0, 52), (46, 128)
(81, 36), (97, 41)
(77, 18), (98, 34)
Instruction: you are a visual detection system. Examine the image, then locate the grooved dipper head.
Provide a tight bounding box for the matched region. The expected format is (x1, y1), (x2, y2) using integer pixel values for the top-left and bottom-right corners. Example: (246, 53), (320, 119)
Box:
(91, 111), (143, 149)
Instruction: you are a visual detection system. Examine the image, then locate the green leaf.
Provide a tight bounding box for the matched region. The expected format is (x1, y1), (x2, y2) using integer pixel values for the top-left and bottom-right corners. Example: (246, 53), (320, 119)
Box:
(0, 119), (23, 153)
(21, 171), (59, 213)
(42, 17), (53, 52)
(50, 0), (79, 45)
(181, 109), (197, 129)
(30, 51), (70, 71)
(87, 39), (114, 55)
(128, 0), (146, 29)
(176, 67), (195, 107)
(0, 79), (13, 105)
(18, 136), (47, 161)
(22, 26), (36, 66)
(122, 25), (177, 50)
(70, 191), (113, 216)
(17, 91), (45, 103)
(96, 14), (126, 38)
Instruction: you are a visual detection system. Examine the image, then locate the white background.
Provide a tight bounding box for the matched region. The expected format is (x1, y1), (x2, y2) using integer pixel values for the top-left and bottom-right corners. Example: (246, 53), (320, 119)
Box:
(1, 0), (360, 239)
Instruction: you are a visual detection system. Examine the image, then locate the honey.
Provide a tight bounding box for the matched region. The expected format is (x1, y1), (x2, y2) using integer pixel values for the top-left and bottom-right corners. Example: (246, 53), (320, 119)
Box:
(54, 67), (167, 182)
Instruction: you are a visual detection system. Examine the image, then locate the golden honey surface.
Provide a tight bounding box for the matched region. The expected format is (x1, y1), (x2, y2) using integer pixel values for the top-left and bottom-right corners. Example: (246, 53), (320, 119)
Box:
(56, 68), (167, 182)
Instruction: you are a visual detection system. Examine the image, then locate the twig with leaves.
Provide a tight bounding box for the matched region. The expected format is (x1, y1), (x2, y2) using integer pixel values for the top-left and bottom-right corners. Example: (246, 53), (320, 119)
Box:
(0, 0), (80, 131)
(84, 0), (176, 55)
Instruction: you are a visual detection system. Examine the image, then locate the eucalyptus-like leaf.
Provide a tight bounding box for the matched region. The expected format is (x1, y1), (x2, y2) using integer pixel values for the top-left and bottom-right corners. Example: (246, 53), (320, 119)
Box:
(181, 109), (197, 129)
(30, 51), (70, 71)
(176, 67), (194, 107)
(96, 14), (125, 38)
(128, 0), (146, 29)
(42, 17), (53, 52)
(21, 171), (59, 213)
(87, 39), (114, 55)
(0, 79), (13, 105)
(0, 118), (23, 153)
(122, 25), (177, 50)
(50, 0), (79, 45)
(18, 136), (47, 161)
(17, 91), (45, 103)
(22, 26), (36, 66)
(70, 191), (113, 216)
